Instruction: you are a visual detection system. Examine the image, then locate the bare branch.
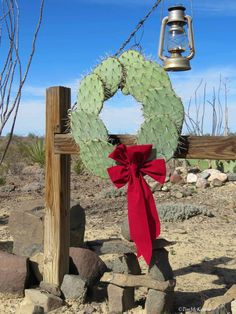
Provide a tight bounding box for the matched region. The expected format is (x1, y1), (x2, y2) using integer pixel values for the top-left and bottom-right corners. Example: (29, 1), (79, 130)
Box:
(0, 0), (45, 164)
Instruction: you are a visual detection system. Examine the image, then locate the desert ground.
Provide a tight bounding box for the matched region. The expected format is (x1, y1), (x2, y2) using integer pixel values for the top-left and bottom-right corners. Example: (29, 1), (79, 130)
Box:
(0, 136), (236, 313)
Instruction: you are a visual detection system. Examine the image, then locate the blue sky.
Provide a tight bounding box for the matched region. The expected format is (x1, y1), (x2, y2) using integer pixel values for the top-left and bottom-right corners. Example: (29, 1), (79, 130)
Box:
(2, 0), (236, 135)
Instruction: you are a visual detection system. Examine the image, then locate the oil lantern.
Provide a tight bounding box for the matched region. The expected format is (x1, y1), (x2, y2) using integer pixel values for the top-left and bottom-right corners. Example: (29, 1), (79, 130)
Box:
(158, 5), (195, 71)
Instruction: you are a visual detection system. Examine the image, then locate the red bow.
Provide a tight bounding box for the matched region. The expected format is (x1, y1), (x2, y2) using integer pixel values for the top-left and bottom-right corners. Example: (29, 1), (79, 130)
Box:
(107, 144), (166, 265)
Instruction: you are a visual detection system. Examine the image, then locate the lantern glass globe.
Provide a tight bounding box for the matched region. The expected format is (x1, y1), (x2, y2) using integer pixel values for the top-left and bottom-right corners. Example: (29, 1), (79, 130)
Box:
(167, 23), (188, 53)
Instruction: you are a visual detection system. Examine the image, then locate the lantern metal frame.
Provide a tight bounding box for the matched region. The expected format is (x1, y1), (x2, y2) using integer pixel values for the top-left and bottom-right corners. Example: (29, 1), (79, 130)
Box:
(158, 5), (195, 71)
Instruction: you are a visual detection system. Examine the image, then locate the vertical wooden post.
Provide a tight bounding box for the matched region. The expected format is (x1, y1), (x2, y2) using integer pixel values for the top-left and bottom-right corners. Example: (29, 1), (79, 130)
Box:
(44, 86), (71, 285)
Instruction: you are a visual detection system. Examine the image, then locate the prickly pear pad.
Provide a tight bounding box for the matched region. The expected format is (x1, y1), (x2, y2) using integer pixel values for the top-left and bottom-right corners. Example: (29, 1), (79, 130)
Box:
(71, 51), (184, 178)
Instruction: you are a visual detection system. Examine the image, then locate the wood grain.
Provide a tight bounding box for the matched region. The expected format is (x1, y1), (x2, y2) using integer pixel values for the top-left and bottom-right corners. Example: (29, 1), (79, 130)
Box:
(54, 134), (236, 160)
(44, 87), (71, 285)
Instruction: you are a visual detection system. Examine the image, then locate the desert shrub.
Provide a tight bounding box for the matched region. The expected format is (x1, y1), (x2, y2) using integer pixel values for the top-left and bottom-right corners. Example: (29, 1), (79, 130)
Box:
(0, 163), (8, 185)
(73, 157), (84, 175)
(0, 176), (6, 185)
(21, 138), (45, 167)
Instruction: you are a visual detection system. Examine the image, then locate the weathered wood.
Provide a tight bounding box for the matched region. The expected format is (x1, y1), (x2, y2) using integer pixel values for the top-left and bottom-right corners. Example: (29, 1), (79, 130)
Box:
(54, 134), (236, 160)
(100, 273), (176, 291)
(44, 86), (71, 285)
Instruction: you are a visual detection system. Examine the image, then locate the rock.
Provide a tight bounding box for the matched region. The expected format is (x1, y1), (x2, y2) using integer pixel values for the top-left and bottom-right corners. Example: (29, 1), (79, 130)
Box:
(22, 165), (44, 176)
(9, 200), (45, 256)
(225, 284), (236, 298)
(187, 173), (198, 183)
(17, 303), (44, 314)
(174, 191), (184, 199)
(120, 217), (131, 241)
(21, 182), (43, 192)
(29, 252), (44, 282)
(196, 177), (209, 189)
(183, 188), (193, 197)
(110, 253), (141, 275)
(188, 166), (200, 173)
(203, 169), (221, 175)
(211, 178), (223, 187)
(0, 184), (15, 193)
(200, 172), (211, 180)
(232, 300), (236, 314)
(84, 305), (96, 314)
(201, 295), (233, 314)
(148, 248), (174, 282)
(151, 182), (162, 192)
(101, 272), (176, 291)
(88, 239), (135, 255)
(165, 176), (170, 183)
(39, 282), (61, 297)
(204, 169), (228, 183)
(19, 289), (63, 313)
(61, 274), (86, 301)
(170, 171), (183, 184)
(107, 284), (134, 313)
(9, 201), (86, 257)
(145, 289), (173, 314)
(0, 250), (29, 297)
(161, 185), (170, 192)
(175, 166), (188, 175)
(227, 173), (236, 181)
(69, 247), (107, 286)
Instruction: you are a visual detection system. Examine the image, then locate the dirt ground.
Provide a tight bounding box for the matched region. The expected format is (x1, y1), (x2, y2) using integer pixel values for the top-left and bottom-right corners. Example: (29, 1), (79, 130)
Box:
(0, 165), (236, 313)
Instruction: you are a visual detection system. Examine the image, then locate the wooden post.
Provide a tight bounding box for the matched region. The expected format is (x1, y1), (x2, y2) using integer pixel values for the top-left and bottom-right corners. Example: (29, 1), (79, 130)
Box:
(44, 86), (71, 285)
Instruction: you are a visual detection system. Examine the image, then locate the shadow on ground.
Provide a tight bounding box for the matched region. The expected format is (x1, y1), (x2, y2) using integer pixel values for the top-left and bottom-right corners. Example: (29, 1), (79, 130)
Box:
(174, 256), (236, 310)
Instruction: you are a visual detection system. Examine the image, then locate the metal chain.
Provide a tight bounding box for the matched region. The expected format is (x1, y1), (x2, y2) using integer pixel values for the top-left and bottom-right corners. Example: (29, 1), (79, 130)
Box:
(114, 0), (162, 57)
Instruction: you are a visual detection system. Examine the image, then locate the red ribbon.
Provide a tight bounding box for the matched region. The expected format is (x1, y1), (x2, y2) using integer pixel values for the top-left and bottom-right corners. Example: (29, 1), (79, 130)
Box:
(107, 144), (166, 265)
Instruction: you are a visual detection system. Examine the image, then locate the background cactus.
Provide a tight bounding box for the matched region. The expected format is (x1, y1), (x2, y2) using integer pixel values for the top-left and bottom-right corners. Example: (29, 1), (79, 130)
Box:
(157, 203), (214, 222)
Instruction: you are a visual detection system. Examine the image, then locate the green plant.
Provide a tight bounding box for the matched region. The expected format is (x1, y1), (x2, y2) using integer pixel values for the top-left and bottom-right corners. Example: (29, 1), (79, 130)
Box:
(94, 57), (123, 98)
(0, 163), (8, 185)
(22, 138), (45, 167)
(73, 157), (85, 175)
(71, 50), (184, 178)
(27, 132), (37, 139)
(0, 176), (6, 186)
(158, 203), (214, 222)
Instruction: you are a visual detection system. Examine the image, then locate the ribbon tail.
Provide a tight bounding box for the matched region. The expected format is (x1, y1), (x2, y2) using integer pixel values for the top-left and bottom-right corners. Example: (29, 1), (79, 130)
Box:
(127, 177), (160, 265)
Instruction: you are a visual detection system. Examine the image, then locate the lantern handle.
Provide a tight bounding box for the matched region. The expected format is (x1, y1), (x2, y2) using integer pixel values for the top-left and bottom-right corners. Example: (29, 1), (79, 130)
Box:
(185, 15), (195, 60)
(158, 16), (168, 61)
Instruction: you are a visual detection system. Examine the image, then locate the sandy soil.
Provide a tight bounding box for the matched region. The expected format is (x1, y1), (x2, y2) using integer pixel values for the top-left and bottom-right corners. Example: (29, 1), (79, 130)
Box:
(0, 168), (236, 313)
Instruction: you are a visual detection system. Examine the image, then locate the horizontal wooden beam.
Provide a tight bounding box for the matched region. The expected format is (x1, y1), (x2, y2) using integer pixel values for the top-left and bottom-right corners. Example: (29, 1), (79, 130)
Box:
(54, 133), (236, 160)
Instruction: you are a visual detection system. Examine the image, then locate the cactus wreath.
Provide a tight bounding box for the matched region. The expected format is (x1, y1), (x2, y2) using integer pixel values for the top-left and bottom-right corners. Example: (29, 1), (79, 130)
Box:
(71, 50), (184, 178)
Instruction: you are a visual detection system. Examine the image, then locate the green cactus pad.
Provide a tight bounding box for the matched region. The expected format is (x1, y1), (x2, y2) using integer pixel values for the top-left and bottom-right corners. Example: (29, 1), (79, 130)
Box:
(79, 140), (115, 178)
(72, 50), (184, 178)
(71, 110), (108, 143)
(77, 73), (105, 115)
(94, 57), (123, 98)
(137, 115), (180, 161)
(120, 59), (172, 101)
(142, 88), (184, 131)
(119, 50), (145, 67)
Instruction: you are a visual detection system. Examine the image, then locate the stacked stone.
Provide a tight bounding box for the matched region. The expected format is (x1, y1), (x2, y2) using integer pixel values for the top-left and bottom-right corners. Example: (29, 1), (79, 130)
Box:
(146, 245), (175, 314)
(107, 253), (141, 313)
(99, 219), (176, 313)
